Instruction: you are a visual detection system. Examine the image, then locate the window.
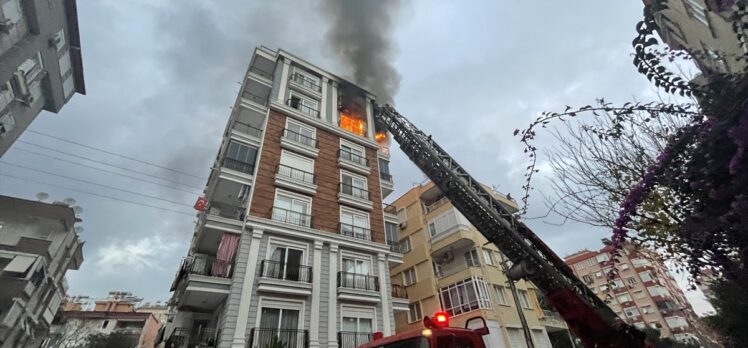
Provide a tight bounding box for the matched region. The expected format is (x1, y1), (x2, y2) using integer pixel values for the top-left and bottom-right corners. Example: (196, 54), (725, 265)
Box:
(224, 141), (258, 174)
(517, 290), (532, 309)
(439, 277), (492, 316)
(384, 222), (398, 244)
(279, 150), (315, 183)
(642, 305), (652, 314)
(403, 267), (417, 286)
(291, 68), (321, 91)
(665, 316), (688, 329)
(465, 249), (480, 267)
(574, 262), (586, 270)
(341, 171), (368, 200)
(340, 209), (370, 240)
(610, 279), (625, 289)
(408, 302), (422, 323)
(102, 320), (109, 329)
(482, 249), (494, 266)
(650, 321), (663, 329)
(634, 291), (646, 299)
(58, 50), (72, 78)
(432, 262), (443, 277)
(273, 191), (311, 227)
(62, 74), (75, 99)
(396, 208), (407, 226)
(287, 91), (319, 117)
(378, 158), (391, 182)
(587, 258), (597, 266)
(639, 271), (653, 282)
(342, 257), (370, 275)
(342, 315), (373, 345)
(594, 271), (603, 279)
(648, 286), (670, 297)
(2, 0), (22, 24)
(600, 285), (609, 292)
(493, 285), (508, 305)
(596, 253), (610, 263)
(620, 263), (630, 271)
(53, 29), (66, 51)
(259, 305), (301, 347)
(626, 277), (638, 285)
(582, 275), (593, 284)
(631, 258), (650, 267)
(340, 142), (367, 166)
(341, 256), (374, 289)
(266, 244), (305, 281)
(617, 294), (632, 303)
(427, 208), (471, 238)
(683, 0), (709, 27)
(624, 306), (641, 318)
(400, 236), (411, 253)
(285, 120), (316, 147)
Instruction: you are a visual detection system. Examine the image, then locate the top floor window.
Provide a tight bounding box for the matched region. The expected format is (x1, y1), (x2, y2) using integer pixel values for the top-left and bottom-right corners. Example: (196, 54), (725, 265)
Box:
(683, 0), (710, 28)
(287, 92), (319, 117)
(290, 68), (321, 92)
(224, 141), (258, 174)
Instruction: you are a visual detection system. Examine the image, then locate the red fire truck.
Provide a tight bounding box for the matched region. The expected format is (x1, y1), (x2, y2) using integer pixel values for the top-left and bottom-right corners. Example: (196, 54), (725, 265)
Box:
(356, 312), (490, 348)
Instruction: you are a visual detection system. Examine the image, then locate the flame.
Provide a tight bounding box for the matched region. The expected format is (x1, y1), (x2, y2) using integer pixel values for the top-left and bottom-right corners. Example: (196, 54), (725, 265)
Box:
(375, 132), (387, 142)
(340, 112), (366, 136)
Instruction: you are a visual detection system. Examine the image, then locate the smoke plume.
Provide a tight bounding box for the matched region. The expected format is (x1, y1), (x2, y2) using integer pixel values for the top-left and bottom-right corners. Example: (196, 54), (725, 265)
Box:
(320, 0), (402, 104)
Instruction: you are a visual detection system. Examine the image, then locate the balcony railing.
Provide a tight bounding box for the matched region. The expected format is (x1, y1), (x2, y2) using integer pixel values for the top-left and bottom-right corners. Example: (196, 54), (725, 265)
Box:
(233, 121), (263, 139)
(380, 172), (393, 182)
(339, 223), (372, 241)
(248, 328), (309, 348)
(387, 240), (403, 253)
(392, 284), (408, 299)
(337, 332), (372, 348)
(290, 72), (321, 92)
(242, 91), (267, 106)
(339, 183), (370, 201)
(276, 164), (316, 184)
(206, 201), (247, 221)
(339, 149), (369, 166)
(271, 206), (312, 227)
(259, 260), (312, 283)
(167, 327), (220, 348)
(222, 157), (255, 175)
(250, 66), (273, 79)
(337, 272), (379, 291)
(195, 328), (221, 347)
(424, 196), (449, 213)
(383, 203), (397, 215)
(283, 128), (318, 148)
(178, 256), (233, 279)
(166, 328), (188, 348)
(286, 98), (319, 117)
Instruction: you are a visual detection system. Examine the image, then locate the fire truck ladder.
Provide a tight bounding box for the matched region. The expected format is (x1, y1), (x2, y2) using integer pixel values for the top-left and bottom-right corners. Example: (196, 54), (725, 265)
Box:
(375, 104), (647, 347)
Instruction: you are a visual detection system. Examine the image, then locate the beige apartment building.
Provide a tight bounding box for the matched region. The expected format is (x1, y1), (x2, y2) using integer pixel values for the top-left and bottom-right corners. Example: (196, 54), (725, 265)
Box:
(564, 243), (701, 344)
(387, 182), (572, 348)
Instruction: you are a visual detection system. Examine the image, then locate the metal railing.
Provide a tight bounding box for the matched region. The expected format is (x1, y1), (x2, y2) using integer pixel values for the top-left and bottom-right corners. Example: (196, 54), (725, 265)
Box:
(392, 284), (408, 299)
(283, 128), (318, 148)
(286, 98), (319, 117)
(339, 183), (370, 201)
(380, 172), (393, 182)
(383, 203), (398, 215)
(259, 260), (312, 283)
(424, 196), (449, 213)
(276, 164), (316, 184)
(339, 223), (372, 241)
(222, 157), (255, 175)
(338, 148), (369, 166)
(248, 328), (309, 348)
(250, 66), (273, 79)
(337, 272), (379, 291)
(166, 328), (188, 348)
(387, 240), (403, 253)
(290, 72), (321, 91)
(195, 328), (221, 347)
(337, 332), (372, 348)
(178, 256), (233, 279)
(242, 91), (267, 106)
(271, 206), (312, 227)
(233, 121), (263, 138)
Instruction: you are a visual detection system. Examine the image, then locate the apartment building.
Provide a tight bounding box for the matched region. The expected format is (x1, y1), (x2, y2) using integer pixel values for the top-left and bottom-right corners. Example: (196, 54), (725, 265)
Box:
(564, 243), (701, 344)
(650, 0), (747, 76)
(166, 46), (399, 348)
(0, 195), (84, 348)
(0, 0), (85, 157)
(388, 182), (573, 348)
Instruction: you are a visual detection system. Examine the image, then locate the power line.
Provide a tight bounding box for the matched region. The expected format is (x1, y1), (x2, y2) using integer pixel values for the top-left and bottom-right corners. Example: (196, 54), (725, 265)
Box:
(0, 173), (195, 217)
(26, 129), (208, 180)
(14, 143), (205, 190)
(12, 147), (202, 194)
(0, 161), (194, 208)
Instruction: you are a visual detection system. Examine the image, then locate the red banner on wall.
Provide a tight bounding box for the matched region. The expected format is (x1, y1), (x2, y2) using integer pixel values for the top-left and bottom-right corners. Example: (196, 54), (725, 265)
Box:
(194, 196), (208, 211)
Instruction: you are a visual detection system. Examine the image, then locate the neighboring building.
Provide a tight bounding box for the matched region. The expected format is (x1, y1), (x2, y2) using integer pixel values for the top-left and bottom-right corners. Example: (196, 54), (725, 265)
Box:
(165, 46), (398, 348)
(650, 0), (748, 76)
(0, 0), (85, 157)
(45, 292), (161, 348)
(388, 182), (573, 348)
(564, 243), (702, 344)
(137, 302), (169, 325)
(0, 195), (84, 348)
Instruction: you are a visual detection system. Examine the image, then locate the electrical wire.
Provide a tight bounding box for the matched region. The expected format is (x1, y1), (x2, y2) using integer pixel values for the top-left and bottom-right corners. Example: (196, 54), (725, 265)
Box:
(26, 129), (208, 180)
(0, 173), (195, 217)
(0, 161), (194, 208)
(11, 147), (202, 194)
(13, 143), (205, 190)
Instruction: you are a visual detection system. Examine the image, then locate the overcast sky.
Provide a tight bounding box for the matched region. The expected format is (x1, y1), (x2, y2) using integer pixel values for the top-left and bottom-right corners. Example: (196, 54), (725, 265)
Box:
(0, 1), (714, 314)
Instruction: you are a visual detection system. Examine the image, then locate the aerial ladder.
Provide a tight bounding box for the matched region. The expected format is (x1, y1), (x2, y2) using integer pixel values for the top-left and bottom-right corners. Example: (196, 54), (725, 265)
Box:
(374, 104), (650, 347)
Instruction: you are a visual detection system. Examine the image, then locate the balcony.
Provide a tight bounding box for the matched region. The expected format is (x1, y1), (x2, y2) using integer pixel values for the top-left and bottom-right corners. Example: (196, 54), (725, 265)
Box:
(249, 66), (274, 81)
(248, 328), (309, 348)
(222, 157), (255, 176)
(540, 310), (568, 331)
(280, 128), (319, 158)
(338, 183), (373, 211)
(383, 204), (398, 222)
(392, 285), (409, 312)
(289, 72), (322, 93)
(168, 327), (220, 348)
(338, 332), (372, 348)
(286, 98), (319, 118)
(274, 164), (317, 195)
(170, 256), (232, 311)
(271, 206), (313, 228)
(380, 172), (393, 198)
(241, 90), (268, 109)
(424, 196), (449, 214)
(339, 223), (372, 241)
(232, 121), (263, 141)
(338, 149), (370, 175)
(337, 272), (381, 303)
(257, 260), (313, 296)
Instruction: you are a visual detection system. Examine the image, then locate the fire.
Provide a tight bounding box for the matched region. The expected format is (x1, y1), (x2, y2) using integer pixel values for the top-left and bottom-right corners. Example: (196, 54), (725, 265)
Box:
(340, 112), (366, 136)
(375, 132), (387, 142)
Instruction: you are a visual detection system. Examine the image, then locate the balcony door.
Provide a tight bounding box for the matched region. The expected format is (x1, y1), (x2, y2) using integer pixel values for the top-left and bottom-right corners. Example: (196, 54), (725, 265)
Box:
(341, 172), (367, 199)
(274, 193), (310, 226)
(341, 306), (375, 348)
(269, 246), (303, 281)
(259, 307), (301, 348)
(342, 257), (371, 289)
(340, 210), (370, 240)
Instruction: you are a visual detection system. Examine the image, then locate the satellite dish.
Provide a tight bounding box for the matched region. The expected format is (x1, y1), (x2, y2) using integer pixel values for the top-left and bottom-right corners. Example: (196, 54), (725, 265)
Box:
(63, 198), (76, 206)
(36, 192), (49, 201)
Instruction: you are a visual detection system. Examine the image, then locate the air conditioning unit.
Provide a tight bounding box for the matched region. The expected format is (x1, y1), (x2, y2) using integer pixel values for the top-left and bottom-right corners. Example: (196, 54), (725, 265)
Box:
(436, 250), (454, 264)
(11, 71), (29, 98)
(0, 19), (14, 33)
(48, 36), (61, 48)
(399, 221), (407, 229)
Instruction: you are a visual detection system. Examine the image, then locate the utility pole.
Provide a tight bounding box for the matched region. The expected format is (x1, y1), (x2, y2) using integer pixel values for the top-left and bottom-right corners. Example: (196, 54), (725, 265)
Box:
(502, 259), (535, 348)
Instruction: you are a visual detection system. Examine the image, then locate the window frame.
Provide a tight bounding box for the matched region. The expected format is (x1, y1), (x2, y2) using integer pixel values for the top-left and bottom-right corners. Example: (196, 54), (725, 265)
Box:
(273, 189), (312, 227)
(400, 236), (411, 253)
(493, 285), (508, 306)
(402, 267), (417, 286)
(517, 290), (532, 309)
(255, 297), (306, 332)
(340, 169), (369, 199)
(288, 90), (319, 117)
(340, 250), (373, 276)
(482, 249), (495, 266)
(279, 149), (315, 181)
(465, 249), (480, 267)
(285, 118), (317, 143)
(408, 301), (423, 323)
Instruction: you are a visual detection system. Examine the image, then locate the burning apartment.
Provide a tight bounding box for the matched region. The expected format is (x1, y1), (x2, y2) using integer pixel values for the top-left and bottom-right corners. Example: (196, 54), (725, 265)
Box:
(164, 46), (398, 348)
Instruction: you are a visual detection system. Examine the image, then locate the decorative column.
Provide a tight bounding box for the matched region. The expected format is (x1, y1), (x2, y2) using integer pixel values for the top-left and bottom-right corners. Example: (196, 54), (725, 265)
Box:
(277, 59), (291, 103)
(309, 241), (324, 348)
(320, 77), (329, 123)
(231, 228), (263, 348)
(377, 253), (392, 335)
(327, 243), (339, 348)
(331, 81), (339, 125)
(365, 95), (375, 140)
